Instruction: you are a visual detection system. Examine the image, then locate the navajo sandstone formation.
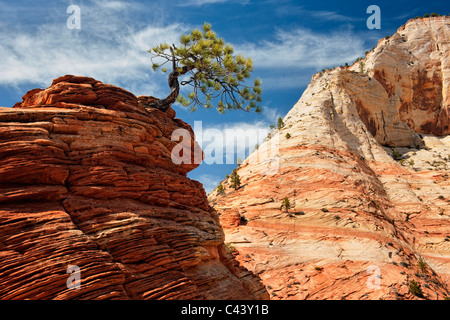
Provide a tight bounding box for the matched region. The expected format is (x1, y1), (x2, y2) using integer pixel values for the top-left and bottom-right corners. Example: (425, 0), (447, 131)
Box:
(0, 75), (268, 300)
(209, 16), (450, 300)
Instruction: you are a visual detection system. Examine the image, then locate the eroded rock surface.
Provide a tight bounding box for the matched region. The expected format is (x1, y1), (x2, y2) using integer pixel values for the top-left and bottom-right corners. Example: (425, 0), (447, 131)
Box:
(209, 17), (450, 300)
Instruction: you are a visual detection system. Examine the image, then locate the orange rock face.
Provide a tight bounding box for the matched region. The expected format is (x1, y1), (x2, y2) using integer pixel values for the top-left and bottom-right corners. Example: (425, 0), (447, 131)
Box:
(209, 17), (450, 300)
(0, 75), (268, 300)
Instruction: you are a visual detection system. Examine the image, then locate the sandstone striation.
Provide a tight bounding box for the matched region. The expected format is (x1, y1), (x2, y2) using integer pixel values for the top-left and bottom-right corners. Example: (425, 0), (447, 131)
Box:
(0, 75), (268, 300)
(209, 16), (450, 300)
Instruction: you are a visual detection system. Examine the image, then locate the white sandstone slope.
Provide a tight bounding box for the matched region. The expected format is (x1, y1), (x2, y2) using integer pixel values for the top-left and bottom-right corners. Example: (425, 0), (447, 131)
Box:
(209, 16), (450, 300)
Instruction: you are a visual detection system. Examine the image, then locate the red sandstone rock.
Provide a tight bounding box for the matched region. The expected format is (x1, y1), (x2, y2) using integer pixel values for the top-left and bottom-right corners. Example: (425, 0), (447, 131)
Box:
(0, 75), (268, 300)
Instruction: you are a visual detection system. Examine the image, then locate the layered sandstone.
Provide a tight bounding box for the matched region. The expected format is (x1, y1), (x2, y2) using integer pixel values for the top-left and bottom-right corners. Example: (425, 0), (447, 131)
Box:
(0, 75), (268, 300)
(209, 16), (450, 300)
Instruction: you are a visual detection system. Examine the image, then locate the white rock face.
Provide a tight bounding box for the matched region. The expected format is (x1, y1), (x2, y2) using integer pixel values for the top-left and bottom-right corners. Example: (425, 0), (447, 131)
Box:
(209, 17), (450, 300)
(349, 16), (450, 144)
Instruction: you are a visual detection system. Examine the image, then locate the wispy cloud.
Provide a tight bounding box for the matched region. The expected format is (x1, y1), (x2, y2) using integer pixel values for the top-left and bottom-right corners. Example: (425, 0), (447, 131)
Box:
(175, 0), (249, 6)
(260, 105), (283, 123)
(0, 0), (186, 96)
(194, 120), (270, 165)
(97, 0), (133, 10)
(195, 173), (222, 193)
(233, 27), (367, 88)
(176, 0), (227, 6)
(393, 8), (421, 21)
(237, 27), (366, 70)
(0, 0), (367, 94)
(274, 4), (361, 22)
(309, 10), (360, 22)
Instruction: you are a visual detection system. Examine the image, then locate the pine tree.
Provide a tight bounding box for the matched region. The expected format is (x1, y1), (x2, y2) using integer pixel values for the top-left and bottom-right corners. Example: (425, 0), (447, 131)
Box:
(230, 169), (241, 190)
(217, 183), (224, 195)
(359, 61), (365, 73)
(281, 197), (291, 212)
(409, 280), (424, 298)
(392, 149), (402, 161)
(147, 22), (262, 113)
(417, 257), (428, 273)
(277, 116), (285, 129)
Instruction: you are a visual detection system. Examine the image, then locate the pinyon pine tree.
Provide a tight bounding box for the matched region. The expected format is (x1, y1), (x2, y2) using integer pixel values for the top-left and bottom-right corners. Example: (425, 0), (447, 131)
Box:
(281, 197), (291, 212)
(217, 183), (224, 195)
(277, 116), (285, 129)
(147, 22), (262, 113)
(230, 169), (241, 190)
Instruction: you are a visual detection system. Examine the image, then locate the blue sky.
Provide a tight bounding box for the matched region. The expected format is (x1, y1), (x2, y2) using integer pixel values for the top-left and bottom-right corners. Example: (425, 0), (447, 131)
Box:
(0, 0), (448, 193)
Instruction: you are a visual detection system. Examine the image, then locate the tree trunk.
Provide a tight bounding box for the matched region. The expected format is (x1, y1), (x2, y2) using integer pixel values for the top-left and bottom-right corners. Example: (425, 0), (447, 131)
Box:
(146, 71), (180, 112)
(145, 47), (193, 112)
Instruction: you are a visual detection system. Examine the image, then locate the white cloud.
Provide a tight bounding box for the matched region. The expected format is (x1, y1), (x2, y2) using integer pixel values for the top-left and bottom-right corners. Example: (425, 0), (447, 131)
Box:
(304, 10), (361, 22)
(237, 28), (366, 70)
(0, 1), (367, 98)
(273, 4), (363, 22)
(189, 103), (281, 166)
(195, 173), (222, 194)
(193, 120), (270, 165)
(176, 0), (248, 6)
(261, 105), (283, 123)
(261, 73), (314, 89)
(0, 0), (187, 96)
(177, 0), (226, 5)
(97, 0), (133, 10)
